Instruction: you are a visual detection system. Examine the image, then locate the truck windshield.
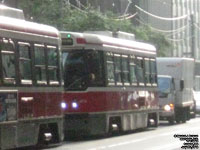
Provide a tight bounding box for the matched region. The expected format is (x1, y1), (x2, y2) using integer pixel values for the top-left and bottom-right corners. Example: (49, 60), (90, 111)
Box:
(62, 50), (103, 90)
(158, 77), (171, 94)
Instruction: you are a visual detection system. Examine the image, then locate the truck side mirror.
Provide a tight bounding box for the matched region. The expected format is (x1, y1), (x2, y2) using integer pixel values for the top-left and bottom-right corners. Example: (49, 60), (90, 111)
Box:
(180, 80), (184, 91)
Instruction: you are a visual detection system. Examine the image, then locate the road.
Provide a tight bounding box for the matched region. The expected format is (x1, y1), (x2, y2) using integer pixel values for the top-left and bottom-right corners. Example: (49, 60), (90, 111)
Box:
(44, 116), (200, 150)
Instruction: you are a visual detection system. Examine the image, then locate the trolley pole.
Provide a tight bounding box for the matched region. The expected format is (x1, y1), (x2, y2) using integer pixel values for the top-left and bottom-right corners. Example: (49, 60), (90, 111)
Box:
(58, 0), (63, 30)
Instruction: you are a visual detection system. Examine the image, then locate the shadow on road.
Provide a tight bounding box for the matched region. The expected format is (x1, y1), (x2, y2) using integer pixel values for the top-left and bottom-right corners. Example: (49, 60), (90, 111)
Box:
(64, 127), (157, 142)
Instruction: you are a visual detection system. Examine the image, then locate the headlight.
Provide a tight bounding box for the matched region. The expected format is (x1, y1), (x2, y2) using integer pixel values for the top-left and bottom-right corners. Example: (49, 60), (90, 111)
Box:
(61, 102), (67, 109)
(72, 102), (78, 109)
(164, 103), (174, 112)
(164, 105), (171, 111)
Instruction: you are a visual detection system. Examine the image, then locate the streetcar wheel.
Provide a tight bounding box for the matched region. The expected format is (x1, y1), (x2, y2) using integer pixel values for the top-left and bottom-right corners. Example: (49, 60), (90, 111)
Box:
(108, 117), (122, 135)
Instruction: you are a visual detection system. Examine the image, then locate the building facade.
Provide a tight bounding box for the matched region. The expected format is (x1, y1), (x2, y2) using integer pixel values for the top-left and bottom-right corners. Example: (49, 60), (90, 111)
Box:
(136, 0), (200, 59)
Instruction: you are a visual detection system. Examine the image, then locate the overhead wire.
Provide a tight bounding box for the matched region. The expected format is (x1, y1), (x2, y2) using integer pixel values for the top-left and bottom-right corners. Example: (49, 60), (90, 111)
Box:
(118, 13), (130, 19)
(194, 23), (200, 31)
(166, 36), (192, 42)
(123, 0), (132, 15)
(65, 1), (88, 14)
(115, 12), (138, 20)
(65, 0), (191, 41)
(135, 5), (188, 21)
(135, 17), (188, 34)
(66, 0), (138, 21)
(135, 16), (192, 44)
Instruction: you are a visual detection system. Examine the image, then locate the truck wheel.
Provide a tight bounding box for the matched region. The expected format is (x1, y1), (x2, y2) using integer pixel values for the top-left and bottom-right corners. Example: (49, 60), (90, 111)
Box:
(175, 117), (181, 124)
(181, 111), (187, 123)
(168, 117), (175, 125)
(154, 113), (159, 127)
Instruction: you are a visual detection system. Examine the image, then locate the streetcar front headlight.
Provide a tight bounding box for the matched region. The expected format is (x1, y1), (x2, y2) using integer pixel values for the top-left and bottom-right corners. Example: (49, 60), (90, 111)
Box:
(72, 102), (78, 109)
(61, 102), (67, 109)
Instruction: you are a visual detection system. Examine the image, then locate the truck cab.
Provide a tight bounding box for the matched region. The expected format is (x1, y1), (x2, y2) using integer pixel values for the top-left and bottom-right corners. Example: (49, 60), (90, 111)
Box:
(158, 75), (175, 124)
(193, 76), (200, 114)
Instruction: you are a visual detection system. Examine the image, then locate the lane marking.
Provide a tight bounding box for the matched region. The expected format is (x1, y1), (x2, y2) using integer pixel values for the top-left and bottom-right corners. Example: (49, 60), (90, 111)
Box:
(145, 142), (181, 150)
(87, 138), (146, 150)
(87, 126), (200, 150)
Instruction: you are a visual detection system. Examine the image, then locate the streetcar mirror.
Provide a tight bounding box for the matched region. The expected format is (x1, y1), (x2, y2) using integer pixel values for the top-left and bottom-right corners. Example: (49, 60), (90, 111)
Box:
(89, 73), (95, 81)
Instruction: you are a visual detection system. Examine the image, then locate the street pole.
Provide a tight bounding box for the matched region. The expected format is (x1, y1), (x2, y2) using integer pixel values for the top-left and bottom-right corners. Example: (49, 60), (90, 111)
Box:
(190, 13), (195, 59)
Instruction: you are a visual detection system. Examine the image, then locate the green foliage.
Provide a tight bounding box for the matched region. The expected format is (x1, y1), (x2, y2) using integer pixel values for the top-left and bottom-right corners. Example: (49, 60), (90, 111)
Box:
(62, 8), (106, 31)
(18, 0), (61, 28)
(132, 26), (171, 56)
(18, 1), (171, 56)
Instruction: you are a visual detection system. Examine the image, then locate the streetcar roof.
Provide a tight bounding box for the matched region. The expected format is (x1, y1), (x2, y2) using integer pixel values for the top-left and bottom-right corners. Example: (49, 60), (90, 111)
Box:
(0, 5), (59, 38)
(60, 31), (156, 55)
(0, 16), (59, 38)
(0, 4), (24, 19)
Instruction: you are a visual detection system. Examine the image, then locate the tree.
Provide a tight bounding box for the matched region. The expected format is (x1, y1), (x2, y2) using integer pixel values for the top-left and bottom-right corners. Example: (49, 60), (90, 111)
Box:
(18, 0), (61, 28)
(18, 0), (170, 56)
(132, 26), (171, 56)
(4, 0), (19, 8)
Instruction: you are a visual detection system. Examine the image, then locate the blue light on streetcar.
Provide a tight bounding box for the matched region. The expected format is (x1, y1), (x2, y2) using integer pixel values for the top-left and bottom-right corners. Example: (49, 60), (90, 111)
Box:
(61, 102), (67, 109)
(72, 102), (78, 109)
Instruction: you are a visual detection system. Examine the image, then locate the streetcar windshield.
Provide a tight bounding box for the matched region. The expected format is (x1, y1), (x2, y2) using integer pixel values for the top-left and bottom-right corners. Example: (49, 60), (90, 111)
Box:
(62, 50), (104, 90)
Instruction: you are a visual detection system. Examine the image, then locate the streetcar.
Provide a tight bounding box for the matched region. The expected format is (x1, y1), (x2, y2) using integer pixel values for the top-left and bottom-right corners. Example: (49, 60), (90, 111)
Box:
(0, 5), (63, 149)
(60, 31), (159, 137)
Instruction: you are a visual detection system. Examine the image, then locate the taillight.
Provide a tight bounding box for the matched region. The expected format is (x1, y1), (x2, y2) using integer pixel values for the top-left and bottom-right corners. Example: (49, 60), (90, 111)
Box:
(76, 38), (86, 44)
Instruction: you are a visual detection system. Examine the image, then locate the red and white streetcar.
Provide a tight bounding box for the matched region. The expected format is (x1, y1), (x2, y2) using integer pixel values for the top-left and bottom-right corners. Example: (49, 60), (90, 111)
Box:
(60, 31), (159, 137)
(0, 5), (63, 149)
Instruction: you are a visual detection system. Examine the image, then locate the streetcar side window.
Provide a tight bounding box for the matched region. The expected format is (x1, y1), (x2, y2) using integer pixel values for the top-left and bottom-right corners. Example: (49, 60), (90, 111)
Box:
(18, 42), (32, 85)
(87, 51), (104, 86)
(129, 55), (137, 85)
(114, 54), (122, 86)
(106, 52), (115, 85)
(144, 58), (151, 86)
(1, 39), (16, 84)
(136, 57), (145, 86)
(122, 55), (130, 85)
(34, 44), (47, 85)
(47, 45), (59, 85)
(150, 59), (157, 85)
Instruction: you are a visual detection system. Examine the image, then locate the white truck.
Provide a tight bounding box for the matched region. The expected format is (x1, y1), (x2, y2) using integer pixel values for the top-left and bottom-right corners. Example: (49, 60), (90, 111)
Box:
(157, 57), (194, 124)
(193, 60), (200, 114)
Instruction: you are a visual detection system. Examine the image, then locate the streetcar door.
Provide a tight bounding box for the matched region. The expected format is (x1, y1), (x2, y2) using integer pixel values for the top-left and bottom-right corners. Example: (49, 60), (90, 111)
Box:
(0, 90), (18, 149)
